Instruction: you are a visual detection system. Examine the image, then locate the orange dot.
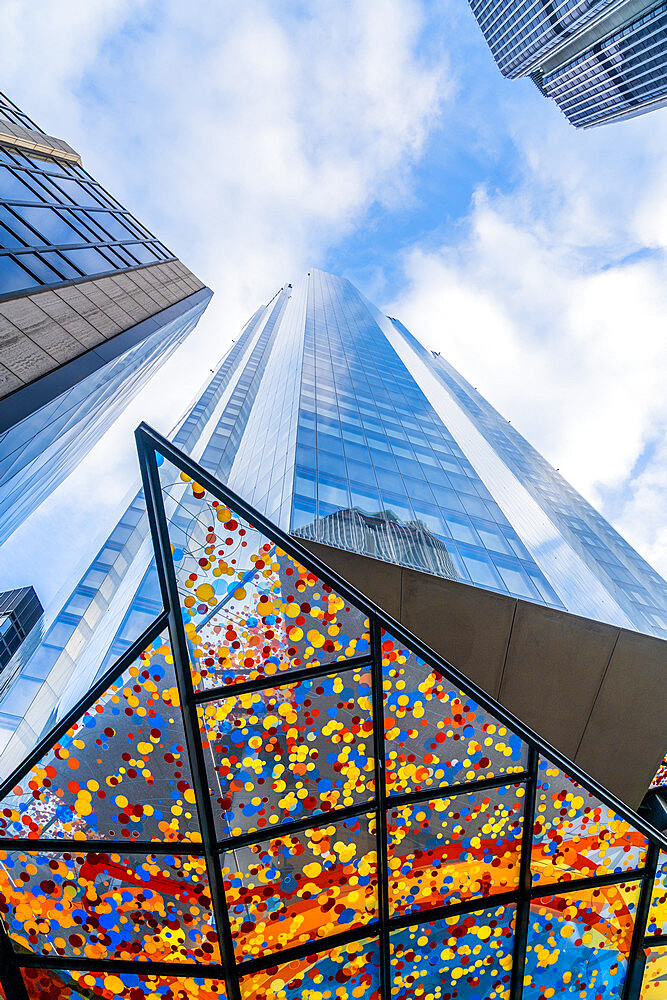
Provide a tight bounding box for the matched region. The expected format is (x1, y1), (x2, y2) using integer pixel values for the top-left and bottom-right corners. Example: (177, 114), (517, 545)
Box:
(67, 758), (80, 770)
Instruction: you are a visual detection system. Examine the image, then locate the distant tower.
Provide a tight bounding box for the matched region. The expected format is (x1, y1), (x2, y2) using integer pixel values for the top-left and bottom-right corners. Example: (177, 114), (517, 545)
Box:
(0, 89), (211, 544)
(468, 0), (667, 127)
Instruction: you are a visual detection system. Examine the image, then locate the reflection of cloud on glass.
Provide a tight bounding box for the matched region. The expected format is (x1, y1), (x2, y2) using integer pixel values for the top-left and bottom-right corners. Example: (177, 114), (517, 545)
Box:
(294, 506), (460, 581)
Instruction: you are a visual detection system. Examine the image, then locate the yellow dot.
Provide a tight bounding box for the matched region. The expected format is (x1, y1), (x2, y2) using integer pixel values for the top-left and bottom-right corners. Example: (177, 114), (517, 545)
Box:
(196, 583), (214, 602)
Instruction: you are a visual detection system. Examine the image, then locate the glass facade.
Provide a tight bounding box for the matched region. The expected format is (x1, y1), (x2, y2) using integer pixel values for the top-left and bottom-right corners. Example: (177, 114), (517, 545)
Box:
(2, 266), (665, 782)
(1, 428), (664, 1000)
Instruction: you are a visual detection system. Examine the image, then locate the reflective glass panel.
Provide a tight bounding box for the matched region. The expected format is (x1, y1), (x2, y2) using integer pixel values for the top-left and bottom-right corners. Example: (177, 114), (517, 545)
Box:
(641, 945), (667, 999)
(382, 633), (528, 794)
(238, 935), (380, 1000)
(646, 851), (667, 936)
(0, 848), (218, 963)
(223, 813), (377, 959)
(0, 634), (200, 844)
(387, 784), (524, 917)
(531, 757), (648, 885)
(525, 882), (641, 998)
(197, 667), (375, 837)
(21, 967), (228, 999)
(158, 460), (370, 692)
(390, 902), (515, 999)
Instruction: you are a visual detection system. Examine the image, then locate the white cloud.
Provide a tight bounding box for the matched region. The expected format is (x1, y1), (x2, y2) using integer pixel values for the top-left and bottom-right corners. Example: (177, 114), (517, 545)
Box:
(390, 96), (667, 576)
(0, 0), (450, 604)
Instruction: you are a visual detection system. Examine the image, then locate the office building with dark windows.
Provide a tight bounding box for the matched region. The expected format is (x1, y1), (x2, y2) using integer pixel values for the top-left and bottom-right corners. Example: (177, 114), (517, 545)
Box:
(0, 89), (212, 544)
(468, 0), (667, 126)
(1, 268), (665, 807)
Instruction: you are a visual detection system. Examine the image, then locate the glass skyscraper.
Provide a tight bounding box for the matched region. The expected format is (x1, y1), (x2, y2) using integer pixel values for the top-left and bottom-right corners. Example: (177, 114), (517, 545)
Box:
(0, 89), (212, 544)
(1, 267), (664, 778)
(467, 0), (667, 127)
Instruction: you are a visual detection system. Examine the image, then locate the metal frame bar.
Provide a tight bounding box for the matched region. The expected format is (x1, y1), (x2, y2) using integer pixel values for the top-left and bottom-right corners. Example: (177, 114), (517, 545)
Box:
(0, 422), (663, 1000)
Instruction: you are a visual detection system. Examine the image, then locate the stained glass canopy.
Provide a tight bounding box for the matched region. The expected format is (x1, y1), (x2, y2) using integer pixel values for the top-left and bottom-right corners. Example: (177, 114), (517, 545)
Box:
(0, 423), (664, 1000)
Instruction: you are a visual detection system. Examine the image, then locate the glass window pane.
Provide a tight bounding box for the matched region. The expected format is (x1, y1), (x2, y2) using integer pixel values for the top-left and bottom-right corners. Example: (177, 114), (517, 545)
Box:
(22, 969), (228, 999)
(1, 848), (217, 963)
(0, 633), (200, 844)
(647, 851), (667, 936)
(532, 757), (648, 886)
(382, 633), (528, 795)
(158, 460), (370, 690)
(223, 813), (377, 958)
(642, 944), (667, 999)
(526, 883), (640, 999)
(390, 902), (515, 1000)
(198, 666), (375, 837)
(388, 784), (524, 917)
(239, 936), (380, 1000)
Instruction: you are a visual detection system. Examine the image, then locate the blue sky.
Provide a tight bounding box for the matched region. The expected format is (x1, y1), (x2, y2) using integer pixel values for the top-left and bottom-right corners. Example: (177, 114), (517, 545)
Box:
(0, 0), (665, 609)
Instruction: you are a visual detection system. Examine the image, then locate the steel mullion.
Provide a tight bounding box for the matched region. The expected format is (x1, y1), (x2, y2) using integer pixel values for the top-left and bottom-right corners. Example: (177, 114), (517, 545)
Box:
(388, 889), (520, 932)
(510, 744), (538, 1000)
(0, 609), (169, 804)
(137, 437), (241, 1000)
(217, 798), (376, 853)
(386, 770), (531, 809)
(530, 867), (646, 900)
(134, 424), (667, 853)
(195, 654), (374, 705)
(236, 920), (381, 977)
(17, 953), (228, 979)
(622, 841), (661, 1000)
(370, 618), (391, 1000)
(4, 837), (205, 856)
(644, 933), (667, 947)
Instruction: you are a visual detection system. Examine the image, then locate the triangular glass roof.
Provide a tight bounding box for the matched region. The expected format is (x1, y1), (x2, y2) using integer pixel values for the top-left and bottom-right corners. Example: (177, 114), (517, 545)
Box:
(0, 422), (664, 1000)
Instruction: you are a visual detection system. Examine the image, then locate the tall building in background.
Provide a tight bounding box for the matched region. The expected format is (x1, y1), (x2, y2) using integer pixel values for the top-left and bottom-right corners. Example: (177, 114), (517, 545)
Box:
(0, 89), (212, 544)
(468, 0), (667, 126)
(1, 267), (665, 786)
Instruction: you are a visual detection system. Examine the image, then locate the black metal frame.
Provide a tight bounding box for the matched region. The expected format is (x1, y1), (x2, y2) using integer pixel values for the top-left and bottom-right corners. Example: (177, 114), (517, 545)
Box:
(0, 421), (664, 1000)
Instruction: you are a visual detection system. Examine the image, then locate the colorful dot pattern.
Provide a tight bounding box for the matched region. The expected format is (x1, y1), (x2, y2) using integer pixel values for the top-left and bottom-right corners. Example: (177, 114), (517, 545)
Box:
(387, 785), (524, 917)
(0, 848), (218, 964)
(198, 668), (375, 838)
(649, 753), (667, 790)
(161, 466), (370, 693)
(21, 968), (228, 999)
(382, 633), (528, 794)
(532, 758), (648, 885)
(222, 813), (377, 960)
(646, 851), (667, 935)
(0, 454), (664, 1000)
(0, 634), (200, 845)
(390, 902), (515, 999)
(239, 936), (380, 1000)
(641, 945), (667, 998)
(524, 883), (640, 998)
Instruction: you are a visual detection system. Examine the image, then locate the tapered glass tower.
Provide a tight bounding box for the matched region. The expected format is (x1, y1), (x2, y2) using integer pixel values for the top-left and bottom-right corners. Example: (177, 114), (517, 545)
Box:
(2, 267), (664, 780)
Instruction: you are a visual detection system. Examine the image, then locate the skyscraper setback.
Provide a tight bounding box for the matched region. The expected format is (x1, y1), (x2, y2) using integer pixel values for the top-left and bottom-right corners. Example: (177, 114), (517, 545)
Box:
(0, 89), (211, 544)
(2, 268), (665, 781)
